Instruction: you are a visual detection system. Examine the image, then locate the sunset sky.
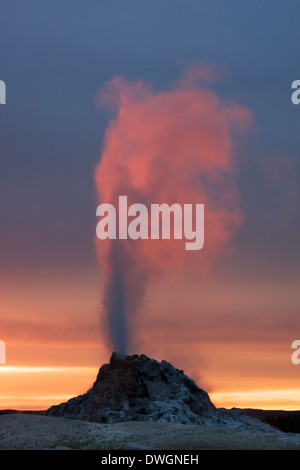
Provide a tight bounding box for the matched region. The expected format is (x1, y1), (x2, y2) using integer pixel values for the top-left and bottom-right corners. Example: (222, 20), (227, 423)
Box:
(1, 1), (300, 411)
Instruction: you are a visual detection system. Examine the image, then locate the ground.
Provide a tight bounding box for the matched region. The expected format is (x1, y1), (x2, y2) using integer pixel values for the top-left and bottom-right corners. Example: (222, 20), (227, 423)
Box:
(1, 414), (300, 450)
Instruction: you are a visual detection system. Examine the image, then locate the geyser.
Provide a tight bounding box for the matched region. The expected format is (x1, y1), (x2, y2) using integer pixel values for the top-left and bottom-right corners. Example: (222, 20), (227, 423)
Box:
(94, 63), (251, 355)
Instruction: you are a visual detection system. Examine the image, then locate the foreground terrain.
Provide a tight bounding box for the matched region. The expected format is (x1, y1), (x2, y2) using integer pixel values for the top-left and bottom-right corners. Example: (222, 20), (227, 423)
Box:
(1, 413), (300, 450)
(2, 355), (299, 450)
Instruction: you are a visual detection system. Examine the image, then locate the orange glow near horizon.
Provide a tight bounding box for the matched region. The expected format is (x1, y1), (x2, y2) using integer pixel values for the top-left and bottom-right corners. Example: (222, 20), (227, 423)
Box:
(0, 363), (299, 411)
(0, 366), (99, 410)
(0, 258), (299, 412)
(0, 259), (299, 412)
(210, 390), (300, 411)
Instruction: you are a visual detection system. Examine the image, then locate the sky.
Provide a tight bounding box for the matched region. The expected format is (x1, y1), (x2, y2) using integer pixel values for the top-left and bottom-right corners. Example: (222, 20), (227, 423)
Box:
(0, 0), (300, 411)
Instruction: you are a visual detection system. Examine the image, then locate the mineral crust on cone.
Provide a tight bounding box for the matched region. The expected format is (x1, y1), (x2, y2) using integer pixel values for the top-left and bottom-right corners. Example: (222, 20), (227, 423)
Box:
(46, 353), (279, 432)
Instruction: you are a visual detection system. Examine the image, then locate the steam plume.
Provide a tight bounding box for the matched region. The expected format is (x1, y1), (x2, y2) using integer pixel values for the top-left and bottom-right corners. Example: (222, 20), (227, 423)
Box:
(94, 64), (251, 354)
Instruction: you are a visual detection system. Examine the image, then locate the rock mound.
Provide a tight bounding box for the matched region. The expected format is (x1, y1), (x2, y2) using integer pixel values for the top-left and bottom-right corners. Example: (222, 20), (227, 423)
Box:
(46, 353), (280, 432)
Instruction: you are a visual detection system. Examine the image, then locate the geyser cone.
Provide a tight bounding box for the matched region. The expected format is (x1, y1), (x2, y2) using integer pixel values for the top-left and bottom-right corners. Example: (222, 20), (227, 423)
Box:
(46, 352), (216, 424)
(46, 352), (278, 432)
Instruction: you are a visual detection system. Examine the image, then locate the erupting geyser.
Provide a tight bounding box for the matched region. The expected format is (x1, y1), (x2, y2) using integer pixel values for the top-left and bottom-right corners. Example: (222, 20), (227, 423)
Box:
(94, 63), (251, 355)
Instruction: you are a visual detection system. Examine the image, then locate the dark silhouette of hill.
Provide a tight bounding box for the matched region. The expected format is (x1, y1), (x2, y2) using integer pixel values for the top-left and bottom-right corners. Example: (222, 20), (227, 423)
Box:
(242, 409), (300, 434)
